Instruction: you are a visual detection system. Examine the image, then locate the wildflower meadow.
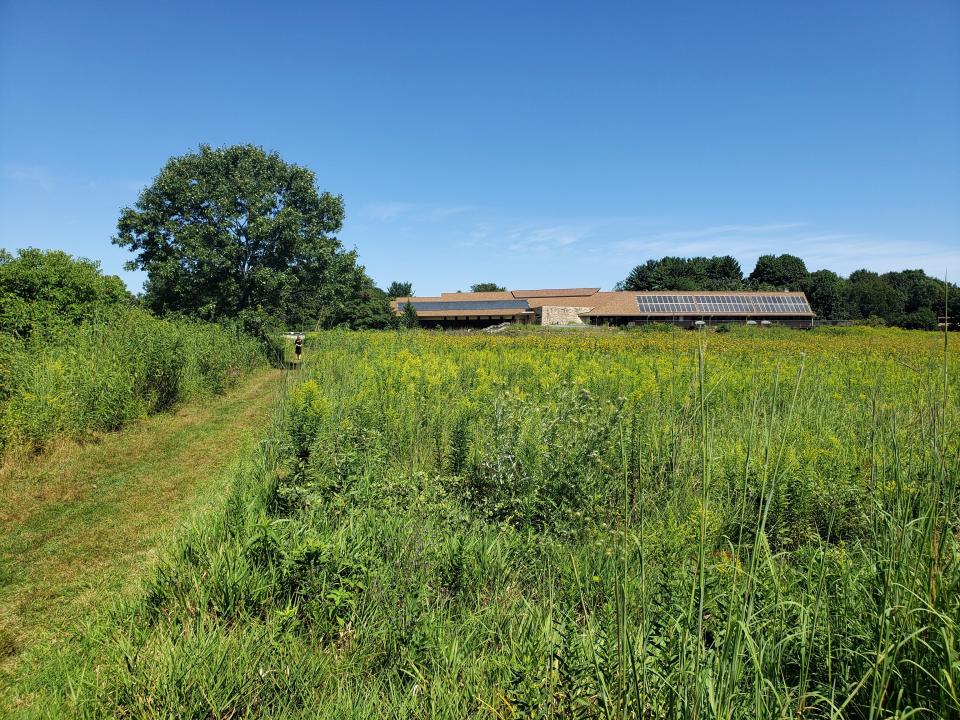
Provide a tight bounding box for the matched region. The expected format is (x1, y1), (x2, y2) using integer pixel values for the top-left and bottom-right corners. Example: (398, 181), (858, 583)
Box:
(23, 326), (959, 719)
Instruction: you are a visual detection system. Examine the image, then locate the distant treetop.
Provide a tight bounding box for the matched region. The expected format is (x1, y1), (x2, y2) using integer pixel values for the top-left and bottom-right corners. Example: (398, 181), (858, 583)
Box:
(616, 256), (743, 292)
(387, 281), (413, 299)
(470, 282), (506, 293)
(748, 254), (809, 291)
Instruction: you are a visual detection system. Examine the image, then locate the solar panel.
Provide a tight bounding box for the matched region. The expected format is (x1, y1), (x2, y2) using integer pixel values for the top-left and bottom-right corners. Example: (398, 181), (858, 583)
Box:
(636, 294), (696, 313)
(631, 293), (817, 315)
(403, 300), (530, 312)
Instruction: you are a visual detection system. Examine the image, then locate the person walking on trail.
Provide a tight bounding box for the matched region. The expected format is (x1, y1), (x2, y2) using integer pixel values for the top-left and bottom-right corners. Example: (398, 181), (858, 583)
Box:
(294, 334), (304, 363)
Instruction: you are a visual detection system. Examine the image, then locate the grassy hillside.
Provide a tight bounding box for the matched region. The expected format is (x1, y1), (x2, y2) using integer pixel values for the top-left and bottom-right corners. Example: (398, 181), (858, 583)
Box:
(16, 327), (960, 718)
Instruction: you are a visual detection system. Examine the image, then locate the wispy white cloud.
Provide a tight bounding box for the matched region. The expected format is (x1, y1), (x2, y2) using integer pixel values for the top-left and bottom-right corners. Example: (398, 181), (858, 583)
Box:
(363, 201), (473, 222)
(2, 165), (149, 200)
(82, 178), (148, 195)
(2, 163), (53, 191)
(503, 223), (592, 253)
(351, 201), (959, 287)
(606, 222), (959, 279)
(640, 222), (808, 243)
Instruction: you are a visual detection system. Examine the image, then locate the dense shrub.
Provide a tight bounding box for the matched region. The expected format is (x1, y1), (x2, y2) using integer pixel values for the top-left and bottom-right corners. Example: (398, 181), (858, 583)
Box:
(0, 308), (265, 452)
(0, 248), (132, 338)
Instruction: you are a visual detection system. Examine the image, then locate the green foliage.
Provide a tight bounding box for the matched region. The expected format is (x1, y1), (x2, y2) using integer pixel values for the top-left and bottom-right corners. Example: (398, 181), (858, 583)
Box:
(115, 144), (343, 320)
(897, 306), (938, 330)
(234, 307), (286, 365)
(23, 330), (959, 718)
(0, 308), (264, 453)
(469, 282), (506, 292)
(618, 255), (744, 291)
(806, 268), (848, 322)
(846, 269), (904, 319)
(631, 321), (679, 333)
(0, 248), (131, 338)
(400, 301), (419, 328)
(386, 281), (413, 299)
(748, 253), (810, 290)
(113, 144), (392, 329)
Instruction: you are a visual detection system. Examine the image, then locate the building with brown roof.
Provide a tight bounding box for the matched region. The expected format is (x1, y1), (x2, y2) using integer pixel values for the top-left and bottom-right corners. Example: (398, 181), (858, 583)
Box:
(391, 288), (814, 329)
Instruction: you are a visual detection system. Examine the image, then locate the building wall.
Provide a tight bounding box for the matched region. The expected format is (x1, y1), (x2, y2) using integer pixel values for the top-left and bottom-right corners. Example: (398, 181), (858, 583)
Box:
(417, 315), (527, 329)
(540, 306), (592, 325)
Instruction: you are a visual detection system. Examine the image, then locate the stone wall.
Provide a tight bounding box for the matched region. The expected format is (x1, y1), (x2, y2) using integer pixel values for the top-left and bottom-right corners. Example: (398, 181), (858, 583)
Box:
(540, 306), (592, 325)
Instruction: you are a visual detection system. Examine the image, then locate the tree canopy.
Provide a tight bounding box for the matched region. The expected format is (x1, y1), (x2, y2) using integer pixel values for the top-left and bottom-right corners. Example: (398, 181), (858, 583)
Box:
(470, 283), (506, 293)
(114, 144), (391, 328)
(617, 256), (743, 291)
(747, 254), (810, 291)
(805, 269), (847, 322)
(387, 281), (413, 299)
(0, 248), (131, 337)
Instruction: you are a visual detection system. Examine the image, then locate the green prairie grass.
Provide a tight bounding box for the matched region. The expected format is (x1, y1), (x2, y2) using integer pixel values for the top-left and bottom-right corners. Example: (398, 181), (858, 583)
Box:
(14, 327), (959, 719)
(0, 308), (265, 454)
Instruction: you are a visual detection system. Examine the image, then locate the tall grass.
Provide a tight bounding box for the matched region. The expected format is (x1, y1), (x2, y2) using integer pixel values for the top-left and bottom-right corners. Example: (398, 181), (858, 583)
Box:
(16, 327), (958, 718)
(0, 308), (265, 454)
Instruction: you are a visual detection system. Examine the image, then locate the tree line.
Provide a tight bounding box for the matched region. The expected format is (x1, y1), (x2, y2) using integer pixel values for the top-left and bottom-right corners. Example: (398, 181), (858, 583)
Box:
(617, 255), (957, 329)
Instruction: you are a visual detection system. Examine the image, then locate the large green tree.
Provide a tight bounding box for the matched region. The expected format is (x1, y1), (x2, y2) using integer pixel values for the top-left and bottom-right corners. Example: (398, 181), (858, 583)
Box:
(748, 254), (809, 291)
(114, 144), (358, 323)
(882, 270), (939, 314)
(0, 248), (130, 337)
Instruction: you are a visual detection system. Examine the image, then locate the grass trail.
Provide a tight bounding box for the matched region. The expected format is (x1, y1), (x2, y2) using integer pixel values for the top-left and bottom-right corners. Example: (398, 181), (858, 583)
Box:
(0, 368), (282, 691)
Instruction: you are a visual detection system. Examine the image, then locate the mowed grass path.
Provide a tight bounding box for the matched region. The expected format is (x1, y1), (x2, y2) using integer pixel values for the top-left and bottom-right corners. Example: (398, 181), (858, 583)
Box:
(0, 368), (283, 693)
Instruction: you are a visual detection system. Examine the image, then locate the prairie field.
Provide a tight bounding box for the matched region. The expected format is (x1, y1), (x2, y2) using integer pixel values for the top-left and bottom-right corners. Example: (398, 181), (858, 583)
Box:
(18, 327), (959, 719)
(0, 308), (266, 455)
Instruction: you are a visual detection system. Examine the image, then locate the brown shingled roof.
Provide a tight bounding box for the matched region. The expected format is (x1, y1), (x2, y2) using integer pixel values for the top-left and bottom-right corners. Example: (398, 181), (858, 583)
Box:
(511, 288), (600, 298)
(582, 291), (644, 315)
(438, 291), (515, 300)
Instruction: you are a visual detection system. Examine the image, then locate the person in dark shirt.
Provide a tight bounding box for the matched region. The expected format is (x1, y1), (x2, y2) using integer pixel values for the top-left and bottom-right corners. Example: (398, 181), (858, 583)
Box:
(294, 334), (304, 362)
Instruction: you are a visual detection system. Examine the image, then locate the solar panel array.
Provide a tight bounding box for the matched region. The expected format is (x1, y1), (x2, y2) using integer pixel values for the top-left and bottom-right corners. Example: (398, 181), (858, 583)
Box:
(636, 295), (695, 313)
(404, 300), (530, 312)
(695, 295), (757, 313)
(751, 295), (812, 313)
(635, 294), (811, 315)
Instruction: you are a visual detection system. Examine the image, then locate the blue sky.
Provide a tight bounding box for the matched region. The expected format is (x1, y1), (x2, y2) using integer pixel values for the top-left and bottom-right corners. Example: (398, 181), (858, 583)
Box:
(1, 0), (958, 295)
